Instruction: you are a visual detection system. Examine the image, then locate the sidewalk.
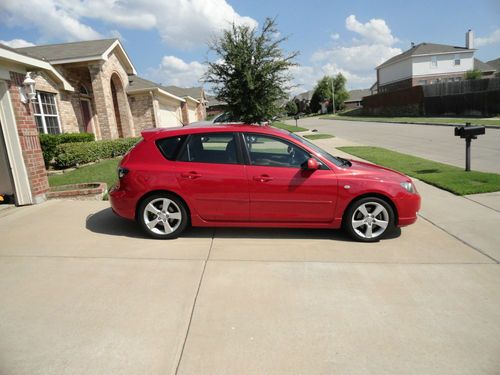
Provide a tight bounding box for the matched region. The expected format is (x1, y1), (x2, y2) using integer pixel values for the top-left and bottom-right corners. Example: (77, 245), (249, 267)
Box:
(312, 136), (500, 263)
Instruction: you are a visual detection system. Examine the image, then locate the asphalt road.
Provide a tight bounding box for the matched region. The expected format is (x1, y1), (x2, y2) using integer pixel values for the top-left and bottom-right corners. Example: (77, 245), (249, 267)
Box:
(288, 118), (500, 174)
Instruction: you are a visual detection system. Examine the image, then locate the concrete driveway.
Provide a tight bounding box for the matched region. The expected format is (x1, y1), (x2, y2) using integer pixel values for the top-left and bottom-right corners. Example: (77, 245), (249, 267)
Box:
(289, 117), (500, 173)
(1, 199), (499, 374)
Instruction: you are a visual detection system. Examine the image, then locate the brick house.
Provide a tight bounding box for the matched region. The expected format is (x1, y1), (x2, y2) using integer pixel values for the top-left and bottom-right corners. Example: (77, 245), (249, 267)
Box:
(344, 89), (371, 110)
(1, 39), (207, 206)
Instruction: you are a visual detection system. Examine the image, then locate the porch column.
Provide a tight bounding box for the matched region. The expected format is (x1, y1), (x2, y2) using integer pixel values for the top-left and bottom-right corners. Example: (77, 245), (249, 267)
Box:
(88, 63), (117, 139)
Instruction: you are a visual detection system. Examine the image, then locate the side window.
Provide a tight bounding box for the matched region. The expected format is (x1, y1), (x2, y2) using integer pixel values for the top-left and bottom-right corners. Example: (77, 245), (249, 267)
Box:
(178, 133), (238, 164)
(156, 135), (186, 160)
(244, 134), (310, 168)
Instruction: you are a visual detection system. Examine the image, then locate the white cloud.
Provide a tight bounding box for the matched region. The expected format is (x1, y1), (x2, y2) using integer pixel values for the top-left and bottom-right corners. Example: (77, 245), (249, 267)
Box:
(0, 38), (35, 48)
(291, 15), (401, 95)
(146, 55), (207, 87)
(475, 28), (500, 47)
(345, 14), (398, 46)
(0, 0), (257, 49)
(0, 0), (102, 42)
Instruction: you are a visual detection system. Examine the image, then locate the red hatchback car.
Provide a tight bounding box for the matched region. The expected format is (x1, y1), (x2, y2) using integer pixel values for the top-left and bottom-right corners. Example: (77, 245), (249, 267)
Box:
(109, 124), (420, 242)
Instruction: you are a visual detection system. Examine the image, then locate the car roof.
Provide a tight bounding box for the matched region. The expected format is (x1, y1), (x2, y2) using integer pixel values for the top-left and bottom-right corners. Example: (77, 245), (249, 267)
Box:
(141, 123), (290, 141)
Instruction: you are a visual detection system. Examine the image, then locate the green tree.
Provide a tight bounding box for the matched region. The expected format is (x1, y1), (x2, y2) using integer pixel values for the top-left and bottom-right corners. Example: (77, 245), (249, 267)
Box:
(465, 69), (482, 80)
(309, 74), (349, 113)
(285, 100), (298, 115)
(204, 18), (298, 123)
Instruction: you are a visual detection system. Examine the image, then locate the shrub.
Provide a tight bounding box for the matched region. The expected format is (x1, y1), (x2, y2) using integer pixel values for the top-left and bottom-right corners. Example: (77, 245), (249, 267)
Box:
(465, 69), (482, 80)
(54, 137), (140, 169)
(285, 101), (298, 116)
(39, 133), (95, 166)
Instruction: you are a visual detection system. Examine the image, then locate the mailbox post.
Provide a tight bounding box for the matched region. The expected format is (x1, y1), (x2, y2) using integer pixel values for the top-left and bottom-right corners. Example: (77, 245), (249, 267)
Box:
(454, 122), (485, 171)
(294, 114), (300, 128)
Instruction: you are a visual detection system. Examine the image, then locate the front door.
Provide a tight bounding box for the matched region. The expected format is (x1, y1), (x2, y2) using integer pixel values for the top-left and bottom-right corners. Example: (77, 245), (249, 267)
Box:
(175, 132), (249, 222)
(244, 133), (337, 223)
(80, 100), (93, 134)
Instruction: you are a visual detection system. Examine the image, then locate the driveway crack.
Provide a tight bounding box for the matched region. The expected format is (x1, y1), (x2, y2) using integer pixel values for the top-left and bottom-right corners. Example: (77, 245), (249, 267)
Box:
(174, 228), (215, 374)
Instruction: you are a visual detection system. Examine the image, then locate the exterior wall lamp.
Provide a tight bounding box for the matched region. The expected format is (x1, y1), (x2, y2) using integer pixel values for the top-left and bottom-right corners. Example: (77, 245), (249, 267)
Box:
(19, 72), (37, 103)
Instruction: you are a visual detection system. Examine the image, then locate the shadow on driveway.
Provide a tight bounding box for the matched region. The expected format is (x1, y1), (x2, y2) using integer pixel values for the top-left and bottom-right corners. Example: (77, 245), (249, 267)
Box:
(86, 207), (401, 242)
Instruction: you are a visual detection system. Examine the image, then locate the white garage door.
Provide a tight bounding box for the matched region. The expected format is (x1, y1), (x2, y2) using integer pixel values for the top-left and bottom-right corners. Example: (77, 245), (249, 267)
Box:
(188, 104), (197, 123)
(158, 102), (182, 128)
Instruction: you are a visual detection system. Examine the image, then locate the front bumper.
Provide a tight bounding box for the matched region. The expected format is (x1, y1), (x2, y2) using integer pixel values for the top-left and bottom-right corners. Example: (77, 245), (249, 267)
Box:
(395, 192), (421, 227)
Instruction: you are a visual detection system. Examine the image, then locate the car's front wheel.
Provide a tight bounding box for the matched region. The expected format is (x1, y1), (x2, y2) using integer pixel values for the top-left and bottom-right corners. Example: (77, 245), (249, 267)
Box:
(344, 197), (395, 242)
(138, 194), (188, 239)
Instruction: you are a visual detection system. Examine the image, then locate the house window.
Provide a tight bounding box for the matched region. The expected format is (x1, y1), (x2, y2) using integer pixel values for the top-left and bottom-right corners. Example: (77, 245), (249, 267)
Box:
(431, 56), (438, 68)
(33, 92), (61, 134)
(454, 54), (460, 66)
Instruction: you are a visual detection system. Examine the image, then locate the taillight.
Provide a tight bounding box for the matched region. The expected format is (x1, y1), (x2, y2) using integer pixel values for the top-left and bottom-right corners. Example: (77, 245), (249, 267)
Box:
(118, 167), (129, 179)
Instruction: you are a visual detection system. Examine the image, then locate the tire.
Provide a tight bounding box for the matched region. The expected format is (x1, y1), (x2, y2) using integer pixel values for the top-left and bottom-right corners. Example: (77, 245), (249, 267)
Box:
(344, 197), (395, 242)
(138, 193), (189, 239)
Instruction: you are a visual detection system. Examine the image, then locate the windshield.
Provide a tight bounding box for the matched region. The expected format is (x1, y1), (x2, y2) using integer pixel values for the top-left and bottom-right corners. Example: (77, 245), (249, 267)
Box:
(290, 133), (345, 167)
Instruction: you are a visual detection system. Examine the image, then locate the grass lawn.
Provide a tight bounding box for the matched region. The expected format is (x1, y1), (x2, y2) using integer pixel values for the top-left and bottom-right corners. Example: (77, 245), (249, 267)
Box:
(48, 158), (120, 190)
(337, 146), (500, 195)
(303, 133), (335, 140)
(272, 121), (308, 132)
(321, 114), (500, 127)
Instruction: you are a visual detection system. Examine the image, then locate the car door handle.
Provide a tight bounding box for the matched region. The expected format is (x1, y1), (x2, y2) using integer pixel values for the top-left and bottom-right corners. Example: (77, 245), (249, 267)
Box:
(181, 171), (202, 179)
(253, 175), (273, 182)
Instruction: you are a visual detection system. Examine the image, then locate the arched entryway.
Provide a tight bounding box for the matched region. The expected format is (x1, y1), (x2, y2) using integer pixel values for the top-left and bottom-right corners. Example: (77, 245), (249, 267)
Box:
(110, 74), (124, 138)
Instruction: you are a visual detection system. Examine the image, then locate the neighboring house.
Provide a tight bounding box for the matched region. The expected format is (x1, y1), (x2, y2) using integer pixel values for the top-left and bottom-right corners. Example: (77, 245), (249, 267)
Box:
(486, 57), (500, 75)
(293, 90), (313, 113)
(376, 30), (477, 93)
(344, 89), (371, 109)
(473, 58), (496, 78)
(369, 82), (378, 95)
(205, 95), (227, 116)
(0, 44), (74, 205)
(163, 85), (207, 123)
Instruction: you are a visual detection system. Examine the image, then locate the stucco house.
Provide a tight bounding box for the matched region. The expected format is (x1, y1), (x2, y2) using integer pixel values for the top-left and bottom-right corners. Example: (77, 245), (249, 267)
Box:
(0, 39), (207, 206)
(376, 30), (496, 93)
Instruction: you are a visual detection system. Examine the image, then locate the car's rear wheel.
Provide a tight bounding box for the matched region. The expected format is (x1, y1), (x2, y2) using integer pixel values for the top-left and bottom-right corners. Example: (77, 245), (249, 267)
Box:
(345, 197), (395, 242)
(138, 194), (188, 239)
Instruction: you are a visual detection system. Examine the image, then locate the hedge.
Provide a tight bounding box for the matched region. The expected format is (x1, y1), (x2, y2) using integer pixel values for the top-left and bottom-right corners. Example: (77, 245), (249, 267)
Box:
(54, 137), (140, 169)
(40, 133), (95, 166)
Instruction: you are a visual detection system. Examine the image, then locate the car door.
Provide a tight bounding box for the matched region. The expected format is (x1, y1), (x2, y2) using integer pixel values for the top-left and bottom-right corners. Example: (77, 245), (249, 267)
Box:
(243, 133), (337, 223)
(174, 132), (249, 222)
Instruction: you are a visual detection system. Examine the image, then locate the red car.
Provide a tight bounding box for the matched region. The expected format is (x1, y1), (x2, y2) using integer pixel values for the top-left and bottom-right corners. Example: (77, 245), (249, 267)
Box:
(109, 124), (420, 242)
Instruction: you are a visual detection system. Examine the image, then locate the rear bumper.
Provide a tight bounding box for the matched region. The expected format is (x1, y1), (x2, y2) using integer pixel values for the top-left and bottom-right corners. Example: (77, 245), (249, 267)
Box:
(109, 186), (137, 220)
(395, 193), (421, 227)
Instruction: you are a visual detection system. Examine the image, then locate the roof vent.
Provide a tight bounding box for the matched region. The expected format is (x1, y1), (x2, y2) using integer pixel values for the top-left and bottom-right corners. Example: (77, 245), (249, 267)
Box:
(411, 42), (415, 48)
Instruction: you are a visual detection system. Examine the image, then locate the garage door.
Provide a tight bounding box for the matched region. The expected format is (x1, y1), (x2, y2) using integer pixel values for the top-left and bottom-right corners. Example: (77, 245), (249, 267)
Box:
(188, 105), (197, 123)
(158, 102), (182, 128)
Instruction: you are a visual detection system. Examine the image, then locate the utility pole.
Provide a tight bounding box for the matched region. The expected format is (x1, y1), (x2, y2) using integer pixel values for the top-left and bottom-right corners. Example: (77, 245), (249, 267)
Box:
(331, 76), (336, 115)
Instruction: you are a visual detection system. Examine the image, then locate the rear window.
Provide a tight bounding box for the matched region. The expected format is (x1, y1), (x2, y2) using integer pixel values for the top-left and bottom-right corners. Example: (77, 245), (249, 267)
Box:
(156, 135), (186, 160)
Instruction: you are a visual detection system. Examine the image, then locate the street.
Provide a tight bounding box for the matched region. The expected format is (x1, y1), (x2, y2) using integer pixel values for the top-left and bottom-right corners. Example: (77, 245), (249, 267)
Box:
(288, 118), (500, 174)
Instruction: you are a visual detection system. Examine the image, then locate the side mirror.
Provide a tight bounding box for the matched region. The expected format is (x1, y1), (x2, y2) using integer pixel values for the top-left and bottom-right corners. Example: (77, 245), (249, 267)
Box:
(305, 158), (319, 170)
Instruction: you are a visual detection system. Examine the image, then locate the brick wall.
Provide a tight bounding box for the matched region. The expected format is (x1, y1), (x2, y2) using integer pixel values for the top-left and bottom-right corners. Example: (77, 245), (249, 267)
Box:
(8, 72), (49, 202)
(128, 93), (156, 132)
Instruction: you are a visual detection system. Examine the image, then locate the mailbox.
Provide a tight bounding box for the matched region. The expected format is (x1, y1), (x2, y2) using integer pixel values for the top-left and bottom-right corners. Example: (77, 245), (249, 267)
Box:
(454, 125), (485, 138)
(454, 123), (486, 171)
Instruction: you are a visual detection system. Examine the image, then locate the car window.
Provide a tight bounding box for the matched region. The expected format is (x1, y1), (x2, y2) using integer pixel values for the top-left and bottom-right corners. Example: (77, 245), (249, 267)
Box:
(178, 133), (239, 164)
(156, 135), (187, 160)
(244, 134), (310, 168)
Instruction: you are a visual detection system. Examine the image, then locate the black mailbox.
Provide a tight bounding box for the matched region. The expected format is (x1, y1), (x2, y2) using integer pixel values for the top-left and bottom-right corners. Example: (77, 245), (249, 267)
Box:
(454, 123), (486, 171)
(454, 125), (485, 138)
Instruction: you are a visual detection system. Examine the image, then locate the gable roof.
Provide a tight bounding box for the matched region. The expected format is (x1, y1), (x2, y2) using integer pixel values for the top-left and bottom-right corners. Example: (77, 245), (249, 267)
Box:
(474, 58), (496, 73)
(377, 43), (474, 69)
(486, 57), (500, 71)
(16, 39), (136, 75)
(205, 95), (226, 107)
(293, 90), (313, 101)
(163, 86), (204, 100)
(345, 89), (371, 102)
(127, 76), (186, 103)
(0, 44), (73, 91)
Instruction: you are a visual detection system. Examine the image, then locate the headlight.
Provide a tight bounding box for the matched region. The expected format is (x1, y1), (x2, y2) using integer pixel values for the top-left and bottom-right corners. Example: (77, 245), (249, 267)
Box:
(400, 181), (416, 193)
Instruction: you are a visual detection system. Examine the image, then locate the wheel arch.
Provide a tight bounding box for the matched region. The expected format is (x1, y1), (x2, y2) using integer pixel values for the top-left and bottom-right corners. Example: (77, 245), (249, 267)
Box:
(135, 189), (192, 222)
(342, 192), (399, 228)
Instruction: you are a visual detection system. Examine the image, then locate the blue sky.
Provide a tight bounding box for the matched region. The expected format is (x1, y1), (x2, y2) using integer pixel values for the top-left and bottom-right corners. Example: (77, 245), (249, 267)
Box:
(1, 0), (499, 95)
